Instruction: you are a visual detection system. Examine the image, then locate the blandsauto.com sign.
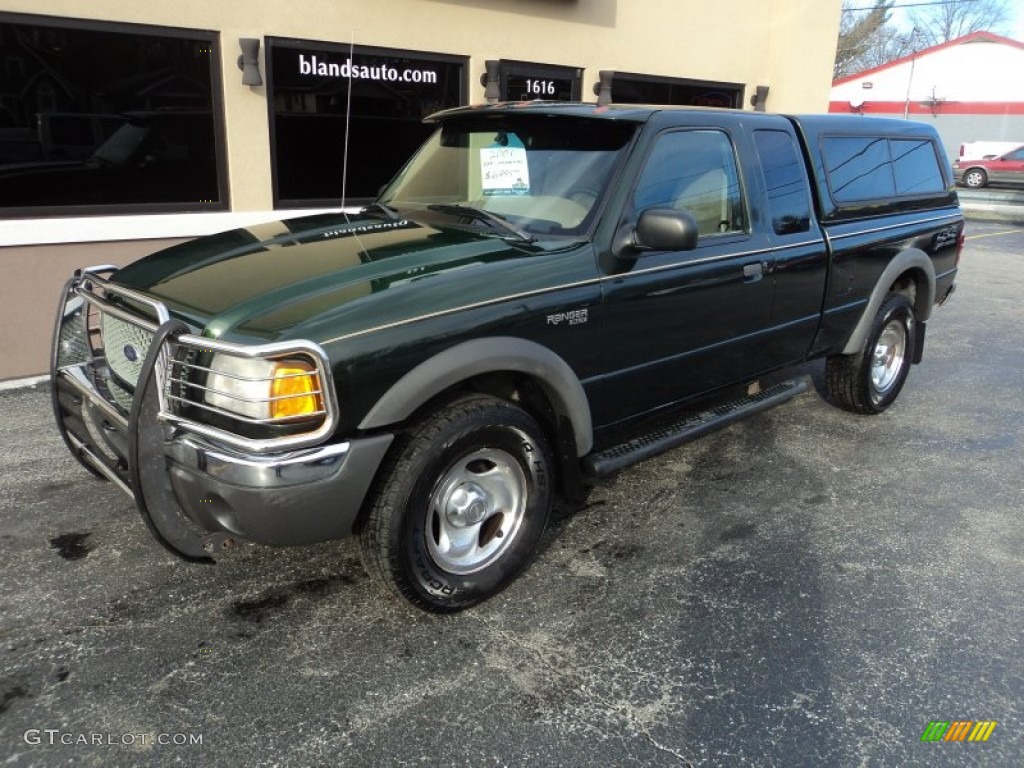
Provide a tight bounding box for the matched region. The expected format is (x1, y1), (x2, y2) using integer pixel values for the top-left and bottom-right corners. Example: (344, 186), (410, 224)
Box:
(298, 54), (439, 84)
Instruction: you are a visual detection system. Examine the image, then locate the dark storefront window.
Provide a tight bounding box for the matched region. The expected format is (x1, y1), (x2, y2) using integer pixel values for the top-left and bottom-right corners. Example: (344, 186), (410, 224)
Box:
(0, 14), (225, 215)
(267, 39), (466, 207)
(611, 72), (742, 109)
(500, 60), (580, 102)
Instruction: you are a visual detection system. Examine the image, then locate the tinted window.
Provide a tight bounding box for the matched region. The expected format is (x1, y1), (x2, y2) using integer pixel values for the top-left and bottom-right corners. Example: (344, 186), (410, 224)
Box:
(0, 17), (223, 214)
(1004, 148), (1024, 161)
(891, 138), (944, 195)
(634, 129), (746, 237)
(268, 41), (465, 206)
(753, 129), (811, 235)
(822, 136), (895, 203)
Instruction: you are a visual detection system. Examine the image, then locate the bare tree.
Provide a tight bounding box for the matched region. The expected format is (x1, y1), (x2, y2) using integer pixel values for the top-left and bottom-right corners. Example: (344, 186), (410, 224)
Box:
(909, 0), (1013, 46)
(835, 0), (896, 78)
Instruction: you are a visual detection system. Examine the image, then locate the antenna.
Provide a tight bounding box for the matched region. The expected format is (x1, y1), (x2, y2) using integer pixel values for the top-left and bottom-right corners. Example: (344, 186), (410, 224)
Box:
(340, 32), (354, 215)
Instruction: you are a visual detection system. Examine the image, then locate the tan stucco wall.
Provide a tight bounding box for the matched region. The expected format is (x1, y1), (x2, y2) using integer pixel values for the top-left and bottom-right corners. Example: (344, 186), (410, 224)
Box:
(0, 240), (187, 381)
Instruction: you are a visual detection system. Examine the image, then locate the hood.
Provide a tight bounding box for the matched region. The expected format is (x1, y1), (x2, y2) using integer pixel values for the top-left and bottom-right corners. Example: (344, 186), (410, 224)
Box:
(112, 212), (572, 343)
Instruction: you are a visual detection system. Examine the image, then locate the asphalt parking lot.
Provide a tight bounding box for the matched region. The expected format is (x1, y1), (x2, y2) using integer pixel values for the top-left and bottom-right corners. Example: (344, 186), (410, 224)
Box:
(1, 220), (1022, 767)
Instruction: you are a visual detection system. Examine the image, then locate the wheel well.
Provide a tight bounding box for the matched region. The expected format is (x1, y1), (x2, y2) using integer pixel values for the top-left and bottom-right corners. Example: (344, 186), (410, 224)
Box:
(889, 269), (927, 320)
(399, 371), (584, 500)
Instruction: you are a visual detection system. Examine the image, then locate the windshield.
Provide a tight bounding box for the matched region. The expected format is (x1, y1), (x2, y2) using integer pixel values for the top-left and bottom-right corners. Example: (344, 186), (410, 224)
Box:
(379, 115), (638, 238)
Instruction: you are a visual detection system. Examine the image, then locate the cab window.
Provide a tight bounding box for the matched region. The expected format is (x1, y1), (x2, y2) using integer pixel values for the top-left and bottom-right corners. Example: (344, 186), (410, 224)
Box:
(634, 130), (747, 238)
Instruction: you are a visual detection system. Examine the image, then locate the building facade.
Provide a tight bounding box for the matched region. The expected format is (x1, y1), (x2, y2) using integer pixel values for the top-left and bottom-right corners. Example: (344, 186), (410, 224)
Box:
(0, 0), (842, 380)
(829, 32), (1024, 161)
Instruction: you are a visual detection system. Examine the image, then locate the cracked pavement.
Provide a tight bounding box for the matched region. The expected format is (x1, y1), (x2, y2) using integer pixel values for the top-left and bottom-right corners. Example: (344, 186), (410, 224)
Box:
(1, 221), (1022, 767)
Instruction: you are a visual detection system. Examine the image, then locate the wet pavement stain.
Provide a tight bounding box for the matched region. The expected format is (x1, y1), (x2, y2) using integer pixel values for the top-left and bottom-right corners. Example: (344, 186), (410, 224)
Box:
(48, 532), (93, 561)
(719, 522), (757, 543)
(229, 591), (290, 623)
(229, 573), (355, 622)
(0, 684), (30, 714)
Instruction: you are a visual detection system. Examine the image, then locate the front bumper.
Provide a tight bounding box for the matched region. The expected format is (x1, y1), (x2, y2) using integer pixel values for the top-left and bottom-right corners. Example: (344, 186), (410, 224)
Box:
(51, 266), (392, 557)
(164, 433), (392, 546)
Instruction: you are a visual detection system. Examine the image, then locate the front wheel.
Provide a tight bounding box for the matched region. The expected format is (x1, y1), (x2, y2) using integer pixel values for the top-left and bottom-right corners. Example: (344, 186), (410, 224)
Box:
(825, 293), (916, 415)
(962, 168), (988, 188)
(358, 395), (553, 613)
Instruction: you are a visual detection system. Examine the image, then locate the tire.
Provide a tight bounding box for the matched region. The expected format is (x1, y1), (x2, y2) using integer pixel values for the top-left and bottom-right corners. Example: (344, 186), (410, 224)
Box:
(825, 293), (916, 415)
(359, 394), (553, 613)
(962, 168), (988, 188)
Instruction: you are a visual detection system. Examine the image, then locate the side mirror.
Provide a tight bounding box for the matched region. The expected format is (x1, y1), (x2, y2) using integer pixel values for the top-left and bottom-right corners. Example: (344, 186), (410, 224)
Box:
(633, 208), (699, 253)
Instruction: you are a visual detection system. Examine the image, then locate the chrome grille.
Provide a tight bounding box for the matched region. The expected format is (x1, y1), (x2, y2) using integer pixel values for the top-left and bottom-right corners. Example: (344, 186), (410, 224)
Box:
(101, 313), (154, 387)
(66, 268), (339, 453)
(56, 299), (90, 368)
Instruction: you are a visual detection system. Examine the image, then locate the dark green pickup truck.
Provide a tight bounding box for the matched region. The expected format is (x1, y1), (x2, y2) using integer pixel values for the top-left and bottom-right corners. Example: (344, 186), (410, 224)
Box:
(52, 103), (962, 611)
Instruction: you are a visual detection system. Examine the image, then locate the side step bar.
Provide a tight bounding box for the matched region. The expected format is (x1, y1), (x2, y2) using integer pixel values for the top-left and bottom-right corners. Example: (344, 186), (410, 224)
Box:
(583, 379), (808, 478)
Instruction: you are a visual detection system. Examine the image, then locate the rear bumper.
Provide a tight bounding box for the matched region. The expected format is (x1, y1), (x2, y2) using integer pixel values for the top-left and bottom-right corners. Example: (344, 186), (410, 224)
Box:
(937, 281), (956, 307)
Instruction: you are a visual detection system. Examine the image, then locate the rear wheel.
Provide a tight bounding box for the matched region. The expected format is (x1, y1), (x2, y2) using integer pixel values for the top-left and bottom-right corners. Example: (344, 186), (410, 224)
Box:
(826, 293), (916, 415)
(359, 395), (553, 612)
(962, 168), (988, 188)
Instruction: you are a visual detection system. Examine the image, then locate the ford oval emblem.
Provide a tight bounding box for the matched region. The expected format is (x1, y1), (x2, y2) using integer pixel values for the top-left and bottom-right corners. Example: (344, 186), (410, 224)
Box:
(123, 344), (139, 362)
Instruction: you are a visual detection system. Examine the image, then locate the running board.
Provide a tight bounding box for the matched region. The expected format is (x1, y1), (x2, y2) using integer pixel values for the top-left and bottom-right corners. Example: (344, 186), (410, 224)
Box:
(583, 379), (808, 478)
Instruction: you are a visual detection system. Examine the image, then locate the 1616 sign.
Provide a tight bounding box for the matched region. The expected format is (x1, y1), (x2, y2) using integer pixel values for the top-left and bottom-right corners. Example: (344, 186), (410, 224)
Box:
(505, 74), (574, 101)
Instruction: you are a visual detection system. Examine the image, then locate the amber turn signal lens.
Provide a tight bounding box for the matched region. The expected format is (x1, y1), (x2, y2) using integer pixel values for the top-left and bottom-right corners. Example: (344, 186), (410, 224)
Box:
(270, 361), (323, 419)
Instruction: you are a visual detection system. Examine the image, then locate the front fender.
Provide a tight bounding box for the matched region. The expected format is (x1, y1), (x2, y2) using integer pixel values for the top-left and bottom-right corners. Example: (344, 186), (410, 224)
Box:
(358, 337), (594, 456)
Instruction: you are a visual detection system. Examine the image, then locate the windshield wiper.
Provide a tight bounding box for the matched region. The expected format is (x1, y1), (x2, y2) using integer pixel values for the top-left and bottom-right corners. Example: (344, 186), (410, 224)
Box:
(426, 204), (534, 243)
(361, 201), (402, 221)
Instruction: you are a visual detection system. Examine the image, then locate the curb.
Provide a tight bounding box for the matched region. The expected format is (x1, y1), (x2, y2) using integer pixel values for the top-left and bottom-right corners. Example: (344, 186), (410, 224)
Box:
(961, 203), (1024, 226)
(0, 374), (50, 392)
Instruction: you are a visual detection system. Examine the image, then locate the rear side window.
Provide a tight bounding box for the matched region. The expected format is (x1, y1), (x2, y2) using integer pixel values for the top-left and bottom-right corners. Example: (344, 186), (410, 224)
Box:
(822, 137), (895, 203)
(891, 139), (944, 195)
(822, 134), (946, 203)
(753, 130), (811, 235)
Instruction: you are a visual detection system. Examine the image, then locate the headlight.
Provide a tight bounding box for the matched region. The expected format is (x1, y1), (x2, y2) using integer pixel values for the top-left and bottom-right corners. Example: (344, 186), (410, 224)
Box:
(204, 354), (325, 422)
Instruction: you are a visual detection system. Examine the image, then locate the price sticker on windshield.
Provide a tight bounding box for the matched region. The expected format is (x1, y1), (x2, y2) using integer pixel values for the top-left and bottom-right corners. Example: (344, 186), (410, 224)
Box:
(481, 134), (530, 196)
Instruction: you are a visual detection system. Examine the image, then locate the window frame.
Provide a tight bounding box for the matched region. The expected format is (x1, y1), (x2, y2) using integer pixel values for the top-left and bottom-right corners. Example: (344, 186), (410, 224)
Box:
(0, 12), (229, 219)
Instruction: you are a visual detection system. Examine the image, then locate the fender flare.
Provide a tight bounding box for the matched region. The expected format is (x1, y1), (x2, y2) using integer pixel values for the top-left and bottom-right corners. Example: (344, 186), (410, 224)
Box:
(358, 337), (594, 456)
(841, 249), (935, 355)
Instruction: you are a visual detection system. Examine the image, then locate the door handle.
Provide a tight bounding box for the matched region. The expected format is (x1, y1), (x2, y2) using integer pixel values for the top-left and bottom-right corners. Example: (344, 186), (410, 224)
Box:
(742, 262), (763, 282)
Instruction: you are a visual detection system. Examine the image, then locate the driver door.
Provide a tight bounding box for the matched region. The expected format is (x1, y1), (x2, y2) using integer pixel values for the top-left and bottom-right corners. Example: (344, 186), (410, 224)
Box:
(589, 125), (776, 428)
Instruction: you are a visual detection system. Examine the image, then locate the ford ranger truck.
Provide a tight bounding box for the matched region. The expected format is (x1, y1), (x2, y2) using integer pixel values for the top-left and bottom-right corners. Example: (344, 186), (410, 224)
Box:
(51, 103), (963, 612)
